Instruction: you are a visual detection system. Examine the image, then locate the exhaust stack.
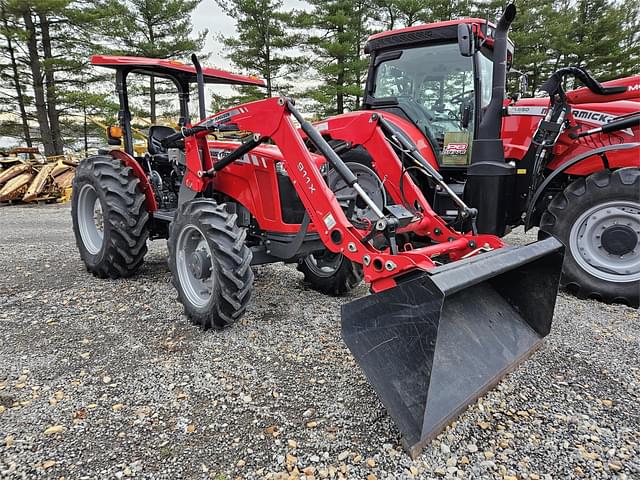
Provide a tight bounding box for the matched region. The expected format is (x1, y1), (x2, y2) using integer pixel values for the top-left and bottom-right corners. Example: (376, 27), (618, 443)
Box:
(465, 4), (517, 236)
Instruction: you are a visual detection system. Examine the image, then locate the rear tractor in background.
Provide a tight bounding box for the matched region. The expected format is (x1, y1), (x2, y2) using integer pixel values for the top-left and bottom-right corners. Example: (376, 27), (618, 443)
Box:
(353, 13), (640, 306)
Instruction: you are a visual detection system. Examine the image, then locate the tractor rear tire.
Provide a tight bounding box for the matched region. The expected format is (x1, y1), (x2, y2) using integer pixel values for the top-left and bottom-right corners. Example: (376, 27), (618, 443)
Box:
(540, 168), (640, 308)
(298, 251), (363, 296)
(168, 199), (254, 328)
(71, 155), (149, 278)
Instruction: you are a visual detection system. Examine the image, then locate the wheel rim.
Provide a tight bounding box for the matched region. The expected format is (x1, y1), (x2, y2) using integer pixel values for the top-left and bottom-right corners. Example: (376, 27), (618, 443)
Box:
(176, 225), (214, 308)
(304, 251), (344, 278)
(327, 162), (386, 219)
(569, 200), (640, 283)
(77, 184), (104, 255)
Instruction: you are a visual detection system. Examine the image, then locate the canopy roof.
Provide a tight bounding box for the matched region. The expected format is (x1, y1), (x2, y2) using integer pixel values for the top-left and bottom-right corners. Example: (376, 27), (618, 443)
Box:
(91, 55), (265, 87)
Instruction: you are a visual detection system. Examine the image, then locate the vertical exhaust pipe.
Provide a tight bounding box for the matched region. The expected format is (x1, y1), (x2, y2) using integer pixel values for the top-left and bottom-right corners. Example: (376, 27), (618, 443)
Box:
(465, 4), (517, 236)
(192, 54), (207, 121)
(474, 3), (516, 147)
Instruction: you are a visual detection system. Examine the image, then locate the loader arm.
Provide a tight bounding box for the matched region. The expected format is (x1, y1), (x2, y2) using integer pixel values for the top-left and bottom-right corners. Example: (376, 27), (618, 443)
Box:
(177, 96), (503, 290)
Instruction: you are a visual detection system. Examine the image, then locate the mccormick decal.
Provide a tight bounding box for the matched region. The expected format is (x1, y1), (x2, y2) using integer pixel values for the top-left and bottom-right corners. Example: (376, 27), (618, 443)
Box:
(573, 109), (634, 136)
(443, 143), (468, 155)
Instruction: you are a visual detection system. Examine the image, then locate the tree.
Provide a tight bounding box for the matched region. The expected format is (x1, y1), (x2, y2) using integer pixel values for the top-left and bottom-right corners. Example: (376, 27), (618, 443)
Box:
(470, 0), (639, 92)
(216, 0), (300, 99)
(106, 0), (207, 123)
(373, 0), (472, 30)
(297, 0), (372, 116)
(1, 0), (112, 155)
(0, 2), (32, 146)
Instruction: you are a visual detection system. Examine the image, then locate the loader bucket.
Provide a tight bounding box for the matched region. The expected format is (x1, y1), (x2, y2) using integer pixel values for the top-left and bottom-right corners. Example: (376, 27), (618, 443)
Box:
(341, 237), (563, 458)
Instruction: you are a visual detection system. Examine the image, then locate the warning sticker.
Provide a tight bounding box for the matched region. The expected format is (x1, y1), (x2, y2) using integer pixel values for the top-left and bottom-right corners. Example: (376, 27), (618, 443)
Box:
(323, 213), (336, 230)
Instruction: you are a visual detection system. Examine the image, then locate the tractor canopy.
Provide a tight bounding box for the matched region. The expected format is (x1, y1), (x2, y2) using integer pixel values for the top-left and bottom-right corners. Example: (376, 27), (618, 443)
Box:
(91, 55), (265, 87)
(91, 55), (266, 155)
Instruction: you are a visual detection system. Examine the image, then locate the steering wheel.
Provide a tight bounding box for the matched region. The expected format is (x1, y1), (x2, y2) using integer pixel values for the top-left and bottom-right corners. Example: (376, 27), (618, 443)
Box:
(395, 96), (442, 152)
(396, 96), (436, 121)
(449, 91), (474, 104)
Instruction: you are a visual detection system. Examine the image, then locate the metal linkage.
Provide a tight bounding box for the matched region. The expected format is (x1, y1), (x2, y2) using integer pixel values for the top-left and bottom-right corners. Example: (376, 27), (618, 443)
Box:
(198, 134), (264, 177)
(377, 115), (477, 220)
(283, 98), (386, 221)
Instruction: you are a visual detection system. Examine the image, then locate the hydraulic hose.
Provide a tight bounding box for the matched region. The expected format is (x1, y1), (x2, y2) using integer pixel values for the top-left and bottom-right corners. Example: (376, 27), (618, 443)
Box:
(541, 66), (627, 97)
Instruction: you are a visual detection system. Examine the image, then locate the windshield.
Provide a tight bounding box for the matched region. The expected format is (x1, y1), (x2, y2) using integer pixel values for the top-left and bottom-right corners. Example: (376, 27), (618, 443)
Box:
(373, 42), (476, 165)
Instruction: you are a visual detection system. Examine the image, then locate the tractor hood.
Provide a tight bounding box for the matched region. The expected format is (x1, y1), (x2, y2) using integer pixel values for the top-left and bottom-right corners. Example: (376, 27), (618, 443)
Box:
(566, 75), (640, 104)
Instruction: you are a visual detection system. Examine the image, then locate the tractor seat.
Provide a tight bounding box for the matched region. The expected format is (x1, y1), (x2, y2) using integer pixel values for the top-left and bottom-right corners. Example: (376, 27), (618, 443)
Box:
(147, 125), (177, 162)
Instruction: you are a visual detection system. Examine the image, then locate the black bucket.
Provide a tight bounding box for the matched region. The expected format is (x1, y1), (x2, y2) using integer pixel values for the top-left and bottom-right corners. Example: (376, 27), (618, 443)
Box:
(341, 236), (564, 458)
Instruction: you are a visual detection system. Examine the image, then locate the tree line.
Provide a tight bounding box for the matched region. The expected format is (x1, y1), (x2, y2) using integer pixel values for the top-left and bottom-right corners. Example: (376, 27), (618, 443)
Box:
(1, 0), (638, 154)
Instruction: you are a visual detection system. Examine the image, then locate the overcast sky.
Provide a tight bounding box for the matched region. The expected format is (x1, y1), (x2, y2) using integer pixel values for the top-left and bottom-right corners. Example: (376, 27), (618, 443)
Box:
(190, 0), (307, 72)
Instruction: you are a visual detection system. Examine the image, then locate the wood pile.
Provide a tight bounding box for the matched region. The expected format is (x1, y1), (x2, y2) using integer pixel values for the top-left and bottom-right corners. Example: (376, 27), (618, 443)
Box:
(0, 153), (77, 204)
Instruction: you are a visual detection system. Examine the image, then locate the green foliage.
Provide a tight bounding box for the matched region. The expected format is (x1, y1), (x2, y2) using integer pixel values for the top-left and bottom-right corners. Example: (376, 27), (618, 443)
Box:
(473, 0), (639, 92)
(297, 0), (372, 116)
(216, 0), (301, 99)
(211, 86), (265, 112)
(103, 0), (207, 122)
(0, 0), (114, 154)
(105, 0), (206, 59)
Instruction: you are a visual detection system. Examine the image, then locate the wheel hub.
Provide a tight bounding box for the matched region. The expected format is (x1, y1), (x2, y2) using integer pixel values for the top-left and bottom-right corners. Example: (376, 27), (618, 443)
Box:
(175, 225), (214, 308)
(601, 224), (637, 256)
(304, 251), (343, 277)
(189, 250), (212, 279)
(569, 200), (640, 282)
(327, 161), (386, 220)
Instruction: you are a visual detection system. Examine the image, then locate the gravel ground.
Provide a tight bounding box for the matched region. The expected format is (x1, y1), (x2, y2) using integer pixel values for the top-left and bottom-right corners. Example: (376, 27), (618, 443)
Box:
(0, 204), (638, 480)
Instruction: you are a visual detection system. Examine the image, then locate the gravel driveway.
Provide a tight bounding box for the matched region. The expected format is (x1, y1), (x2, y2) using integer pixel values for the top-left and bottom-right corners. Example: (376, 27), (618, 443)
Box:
(0, 204), (638, 479)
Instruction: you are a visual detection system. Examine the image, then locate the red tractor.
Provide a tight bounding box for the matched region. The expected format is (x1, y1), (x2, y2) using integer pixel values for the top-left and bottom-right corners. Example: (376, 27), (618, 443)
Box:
(72, 6), (567, 457)
(354, 10), (640, 306)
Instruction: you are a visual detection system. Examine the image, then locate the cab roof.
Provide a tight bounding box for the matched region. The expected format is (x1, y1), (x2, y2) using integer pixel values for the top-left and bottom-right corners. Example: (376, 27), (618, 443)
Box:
(365, 18), (513, 54)
(368, 18), (493, 43)
(91, 55), (266, 87)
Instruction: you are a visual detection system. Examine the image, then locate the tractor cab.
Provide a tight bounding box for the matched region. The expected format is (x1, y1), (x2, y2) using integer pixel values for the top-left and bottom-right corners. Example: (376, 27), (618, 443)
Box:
(363, 19), (514, 172)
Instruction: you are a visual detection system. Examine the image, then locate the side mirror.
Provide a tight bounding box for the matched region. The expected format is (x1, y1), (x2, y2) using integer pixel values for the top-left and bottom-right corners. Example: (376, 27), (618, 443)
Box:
(507, 70), (529, 101)
(107, 125), (123, 146)
(457, 23), (473, 57)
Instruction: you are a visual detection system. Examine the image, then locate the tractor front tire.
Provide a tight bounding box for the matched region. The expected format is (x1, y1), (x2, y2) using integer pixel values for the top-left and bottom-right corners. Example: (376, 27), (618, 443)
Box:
(168, 199), (254, 328)
(71, 155), (149, 278)
(540, 168), (640, 308)
(298, 251), (363, 296)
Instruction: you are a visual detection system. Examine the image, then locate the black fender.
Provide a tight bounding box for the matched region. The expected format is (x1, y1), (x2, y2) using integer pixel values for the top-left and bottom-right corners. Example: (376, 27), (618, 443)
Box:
(524, 142), (640, 230)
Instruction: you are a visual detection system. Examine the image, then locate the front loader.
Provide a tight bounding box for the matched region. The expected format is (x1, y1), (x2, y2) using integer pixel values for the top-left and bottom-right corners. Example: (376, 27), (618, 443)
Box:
(72, 7), (562, 457)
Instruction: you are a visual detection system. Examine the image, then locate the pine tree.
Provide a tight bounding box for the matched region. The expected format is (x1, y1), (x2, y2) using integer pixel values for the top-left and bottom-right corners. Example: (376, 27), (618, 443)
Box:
(106, 0), (207, 123)
(0, 2), (32, 146)
(216, 0), (300, 100)
(297, 0), (372, 116)
(2, 0), (113, 155)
